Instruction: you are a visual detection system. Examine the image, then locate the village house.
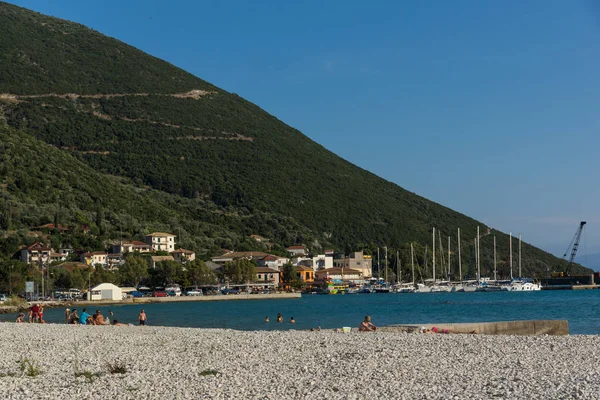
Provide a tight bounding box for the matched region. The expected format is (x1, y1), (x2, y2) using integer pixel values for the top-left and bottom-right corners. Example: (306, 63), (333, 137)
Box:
(315, 267), (363, 283)
(149, 255), (175, 269)
(170, 248), (196, 264)
(255, 267), (280, 288)
(333, 251), (373, 278)
(106, 253), (123, 269)
(211, 251), (269, 264)
(81, 251), (108, 267)
(48, 251), (67, 264)
(145, 232), (176, 252)
(111, 241), (152, 254)
(20, 242), (52, 265)
(258, 254), (289, 270)
(295, 265), (315, 283)
(286, 245), (308, 257)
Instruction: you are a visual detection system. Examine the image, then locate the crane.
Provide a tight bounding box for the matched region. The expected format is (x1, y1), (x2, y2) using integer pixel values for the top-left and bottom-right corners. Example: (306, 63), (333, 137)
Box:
(562, 221), (586, 276)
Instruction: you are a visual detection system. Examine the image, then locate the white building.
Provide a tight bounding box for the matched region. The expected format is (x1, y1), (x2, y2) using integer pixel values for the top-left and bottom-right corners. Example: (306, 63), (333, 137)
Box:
(145, 232), (177, 252)
(258, 255), (289, 270)
(286, 245), (307, 257)
(293, 254), (333, 271)
(89, 283), (122, 301)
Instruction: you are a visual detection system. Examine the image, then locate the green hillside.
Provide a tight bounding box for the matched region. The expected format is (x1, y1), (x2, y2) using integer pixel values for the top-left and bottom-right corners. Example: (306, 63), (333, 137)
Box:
(0, 1), (589, 278)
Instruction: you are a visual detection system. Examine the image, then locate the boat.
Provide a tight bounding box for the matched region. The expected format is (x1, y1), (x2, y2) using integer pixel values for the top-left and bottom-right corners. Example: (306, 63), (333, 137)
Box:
(508, 278), (541, 291)
(359, 287), (374, 294)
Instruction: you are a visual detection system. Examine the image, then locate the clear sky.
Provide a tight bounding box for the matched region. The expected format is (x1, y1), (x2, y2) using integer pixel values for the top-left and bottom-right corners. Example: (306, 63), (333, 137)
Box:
(7, 0), (600, 258)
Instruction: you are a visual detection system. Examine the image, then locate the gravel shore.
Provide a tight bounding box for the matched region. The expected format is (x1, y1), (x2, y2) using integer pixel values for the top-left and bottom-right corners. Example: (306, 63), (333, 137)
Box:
(0, 324), (599, 399)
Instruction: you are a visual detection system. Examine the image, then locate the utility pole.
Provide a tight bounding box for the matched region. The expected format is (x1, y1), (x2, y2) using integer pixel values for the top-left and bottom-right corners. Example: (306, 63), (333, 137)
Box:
(457, 228), (462, 282)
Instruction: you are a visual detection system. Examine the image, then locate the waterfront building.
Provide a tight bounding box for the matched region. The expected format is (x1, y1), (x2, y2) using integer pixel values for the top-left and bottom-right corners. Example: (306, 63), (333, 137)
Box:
(315, 267), (363, 283)
(295, 265), (315, 282)
(255, 267), (280, 288)
(211, 251), (269, 264)
(89, 283), (123, 301)
(333, 251), (372, 278)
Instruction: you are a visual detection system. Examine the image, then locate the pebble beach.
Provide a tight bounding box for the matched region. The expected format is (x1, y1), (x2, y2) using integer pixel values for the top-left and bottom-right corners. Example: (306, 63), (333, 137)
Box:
(1, 324), (599, 399)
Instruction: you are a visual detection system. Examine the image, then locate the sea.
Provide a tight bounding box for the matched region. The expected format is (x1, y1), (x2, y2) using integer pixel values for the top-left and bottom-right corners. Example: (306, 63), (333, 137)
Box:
(5, 290), (599, 334)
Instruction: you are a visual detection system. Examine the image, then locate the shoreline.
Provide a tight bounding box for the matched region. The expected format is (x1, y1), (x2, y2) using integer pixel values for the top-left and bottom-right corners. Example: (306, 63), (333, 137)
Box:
(0, 324), (598, 399)
(0, 292), (301, 314)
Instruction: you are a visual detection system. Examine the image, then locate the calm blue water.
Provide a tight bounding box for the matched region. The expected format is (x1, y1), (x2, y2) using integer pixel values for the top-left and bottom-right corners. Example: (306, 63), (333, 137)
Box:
(5, 291), (600, 334)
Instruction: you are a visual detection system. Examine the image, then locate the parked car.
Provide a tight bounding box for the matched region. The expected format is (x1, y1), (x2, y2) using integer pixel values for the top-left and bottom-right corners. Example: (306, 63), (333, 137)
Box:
(186, 289), (203, 296)
(152, 290), (168, 297)
(221, 288), (240, 295)
(129, 291), (145, 298)
(0, 294), (7, 303)
(167, 290), (178, 297)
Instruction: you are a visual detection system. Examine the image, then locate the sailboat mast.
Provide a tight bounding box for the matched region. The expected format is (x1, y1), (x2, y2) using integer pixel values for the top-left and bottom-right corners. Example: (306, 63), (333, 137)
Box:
(477, 226), (480, 281)
(384, 246), (388, 284)
(518, 234), (522, 278)
(509, 232), (513, 280)
(458, 228), (462, 282)
(377, 247), (380, 280)
(411, 243), (415, 284)
(432, 228), (436, 283)
(396, 250), (400, 284)
(493, 235), (497, 281)
(447, 236), (451, 280)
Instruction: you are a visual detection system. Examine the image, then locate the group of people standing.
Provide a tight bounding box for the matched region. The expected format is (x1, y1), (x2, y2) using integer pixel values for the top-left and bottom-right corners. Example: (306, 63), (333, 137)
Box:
(15, 303), (45, 323)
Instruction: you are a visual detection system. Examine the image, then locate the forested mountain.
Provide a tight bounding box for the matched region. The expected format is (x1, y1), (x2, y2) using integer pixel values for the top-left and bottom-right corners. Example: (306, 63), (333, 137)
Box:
(0, 2), (590, 277)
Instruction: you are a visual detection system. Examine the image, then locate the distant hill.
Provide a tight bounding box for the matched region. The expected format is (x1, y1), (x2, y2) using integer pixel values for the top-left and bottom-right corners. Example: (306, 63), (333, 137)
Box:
(0, 2), (591, 277)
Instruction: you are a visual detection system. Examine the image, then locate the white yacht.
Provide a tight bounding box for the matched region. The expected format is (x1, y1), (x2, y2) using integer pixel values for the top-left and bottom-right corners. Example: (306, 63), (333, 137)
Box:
(508, 278), (541, 291)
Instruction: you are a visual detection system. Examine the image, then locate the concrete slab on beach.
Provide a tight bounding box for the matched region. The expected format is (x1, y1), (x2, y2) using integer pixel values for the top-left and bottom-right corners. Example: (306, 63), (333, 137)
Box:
(381, 319), (569, 336)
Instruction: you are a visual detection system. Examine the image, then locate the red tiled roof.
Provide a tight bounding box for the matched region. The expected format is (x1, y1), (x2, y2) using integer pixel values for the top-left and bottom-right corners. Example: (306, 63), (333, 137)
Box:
(287, 245), (306, 250)
(171, 248), (194, 254)
(262, 255), (281, 261)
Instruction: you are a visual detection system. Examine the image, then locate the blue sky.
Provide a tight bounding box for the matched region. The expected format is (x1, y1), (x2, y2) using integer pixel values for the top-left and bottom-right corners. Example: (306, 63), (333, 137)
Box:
(8, 0), (600, 259)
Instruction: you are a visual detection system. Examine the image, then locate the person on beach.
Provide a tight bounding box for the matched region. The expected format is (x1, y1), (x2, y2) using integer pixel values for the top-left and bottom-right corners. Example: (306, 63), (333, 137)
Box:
(16, 313), (25, 323)
(30, 304), (39, 323)
(265, 316), (269, 323)
(277, 313), (283, 323)
(94, 310), (107, 325)
(68, 309), (79, 324)
(38, 304), (45, 324)
(290, 317), (295, 324)
(138, 310), (147, 326)
(79, 308), (90, 325)
(27, 309), (33, 323)
(65, 308), (70, 324)
(358, 315), (377, 332)
(112, 320), (128, 326)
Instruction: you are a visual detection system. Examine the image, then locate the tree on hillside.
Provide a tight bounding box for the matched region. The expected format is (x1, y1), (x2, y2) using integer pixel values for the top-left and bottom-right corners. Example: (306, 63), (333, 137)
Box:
(119, 255), (149, 288)
(186, 259), (216, 287)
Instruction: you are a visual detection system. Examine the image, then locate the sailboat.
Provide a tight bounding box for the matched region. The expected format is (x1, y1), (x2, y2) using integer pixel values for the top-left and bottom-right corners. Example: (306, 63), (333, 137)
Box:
(508, 234), (541, 291)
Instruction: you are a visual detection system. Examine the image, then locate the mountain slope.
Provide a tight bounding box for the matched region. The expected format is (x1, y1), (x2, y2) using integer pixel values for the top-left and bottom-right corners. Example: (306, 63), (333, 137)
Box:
(0, 2), (590, 277)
